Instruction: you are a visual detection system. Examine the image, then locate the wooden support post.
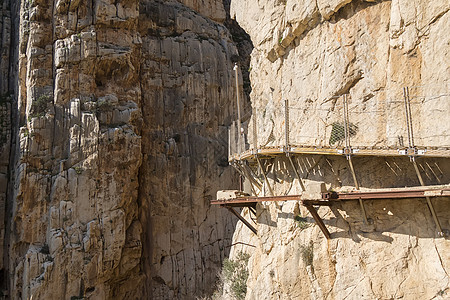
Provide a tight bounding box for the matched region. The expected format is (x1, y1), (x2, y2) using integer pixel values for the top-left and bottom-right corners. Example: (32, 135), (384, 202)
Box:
(304, 204), (331, 239)
(232, 162), (258, 196)
(257, 157), (274, 196)
(344, 94), (368, 224)
(226, 207), (257, 235)
(240, 161), (263, 191)
(287, 155), (306, 192)
(412, 159), (444, 236)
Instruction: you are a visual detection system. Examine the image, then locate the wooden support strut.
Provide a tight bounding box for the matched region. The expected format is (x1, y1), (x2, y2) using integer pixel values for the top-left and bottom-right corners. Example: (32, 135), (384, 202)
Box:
(412, 159), (444, 236)
(226, 207), (257, 235)
(257, 156), (274, 196)
(287, 155), (306, 192)
(238, 161), (258, 196)
(343, 94), (369, 224)
(240, 161), (263, 191)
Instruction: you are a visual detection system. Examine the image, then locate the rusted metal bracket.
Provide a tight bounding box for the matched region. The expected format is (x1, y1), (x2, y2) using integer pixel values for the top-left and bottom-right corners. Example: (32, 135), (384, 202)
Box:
(226, 207), (257, 235)
(303, 204), (331, 239)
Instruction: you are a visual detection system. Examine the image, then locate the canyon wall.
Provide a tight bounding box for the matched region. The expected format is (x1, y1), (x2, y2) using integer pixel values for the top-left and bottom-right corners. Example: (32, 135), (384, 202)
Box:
(2, 0), (244, 299)
(228, 0), (450, 299)
(1, 0), (449, 299)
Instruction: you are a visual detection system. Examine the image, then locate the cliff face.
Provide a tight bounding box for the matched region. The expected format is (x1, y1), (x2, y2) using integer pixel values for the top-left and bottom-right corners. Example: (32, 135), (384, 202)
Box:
(228, 0), (450, 299)
(138, 1), (243, 298)
(2, 0), (449, 299)
(2, 0), (244, 299)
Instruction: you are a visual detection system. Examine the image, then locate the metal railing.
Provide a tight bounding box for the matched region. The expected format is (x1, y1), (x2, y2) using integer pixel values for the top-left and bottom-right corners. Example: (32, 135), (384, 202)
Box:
(229, 84), (450, 159)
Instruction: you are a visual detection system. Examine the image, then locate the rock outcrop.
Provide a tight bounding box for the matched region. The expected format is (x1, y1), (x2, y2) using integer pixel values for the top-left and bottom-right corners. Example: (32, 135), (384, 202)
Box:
(1, 0), (449, 299)
(228, 1), (450, 299)
(2, 0), (246, 299)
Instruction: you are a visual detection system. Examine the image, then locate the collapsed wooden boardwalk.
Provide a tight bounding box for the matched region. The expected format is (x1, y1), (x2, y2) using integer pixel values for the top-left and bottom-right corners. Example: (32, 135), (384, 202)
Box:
(211, 186), (450, 239)
(215, 73), (450, 238)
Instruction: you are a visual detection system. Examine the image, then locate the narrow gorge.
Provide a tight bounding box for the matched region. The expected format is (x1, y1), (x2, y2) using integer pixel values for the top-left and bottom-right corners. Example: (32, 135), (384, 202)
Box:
(0, 1), (448, 300)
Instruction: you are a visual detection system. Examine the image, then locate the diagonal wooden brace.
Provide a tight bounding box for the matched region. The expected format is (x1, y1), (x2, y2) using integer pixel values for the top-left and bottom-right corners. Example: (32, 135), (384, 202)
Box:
(412, 159), (444, 236)
(257, 157), (274, 196)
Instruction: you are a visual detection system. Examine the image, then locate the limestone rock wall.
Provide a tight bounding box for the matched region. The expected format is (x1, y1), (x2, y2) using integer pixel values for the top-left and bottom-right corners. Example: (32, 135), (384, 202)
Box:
(0, 0), (14, 292)
(138, 0), (241, 298)
(228, 0), (450, 299)
(4, 0), (243, 299)
(9, 0), (144, 298)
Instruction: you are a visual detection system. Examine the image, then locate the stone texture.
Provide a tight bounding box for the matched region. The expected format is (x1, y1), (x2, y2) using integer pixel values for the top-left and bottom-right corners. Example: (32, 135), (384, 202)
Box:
(4, 0), (244, 299)
(0, 0), (13, 292)
(228, 0), (450, 299)
(2, 0), (449, 299)
(138, 1), (241, 297)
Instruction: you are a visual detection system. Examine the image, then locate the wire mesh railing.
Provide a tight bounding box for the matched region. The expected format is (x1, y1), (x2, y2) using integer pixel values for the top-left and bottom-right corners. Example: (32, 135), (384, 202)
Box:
(229, 84), (450, 159)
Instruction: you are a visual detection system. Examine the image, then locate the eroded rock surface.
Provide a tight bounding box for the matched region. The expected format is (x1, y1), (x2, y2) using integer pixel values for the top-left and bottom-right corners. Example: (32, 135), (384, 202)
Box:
(3, 0), (244, 299)
(228, 0), (450, 299)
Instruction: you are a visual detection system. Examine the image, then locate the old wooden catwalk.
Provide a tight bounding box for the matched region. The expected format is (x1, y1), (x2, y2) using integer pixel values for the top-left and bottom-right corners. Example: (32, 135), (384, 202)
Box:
(211, 186), (450, 239)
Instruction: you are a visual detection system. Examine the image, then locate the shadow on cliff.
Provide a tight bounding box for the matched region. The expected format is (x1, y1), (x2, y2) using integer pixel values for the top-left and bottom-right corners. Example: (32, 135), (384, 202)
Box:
(265, 156), (450, 240)
(275, 196), (450, 242)
(137, 0), (254, 298)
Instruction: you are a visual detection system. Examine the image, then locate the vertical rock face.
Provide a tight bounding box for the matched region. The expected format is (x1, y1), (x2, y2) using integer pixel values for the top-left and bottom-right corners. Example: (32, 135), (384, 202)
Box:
(2, 0), (244, 299)
(138, 0), (240, 298)
(9, 0), (143, 298)
(228, 0), (450, 299)
(0, 0), (14, 290)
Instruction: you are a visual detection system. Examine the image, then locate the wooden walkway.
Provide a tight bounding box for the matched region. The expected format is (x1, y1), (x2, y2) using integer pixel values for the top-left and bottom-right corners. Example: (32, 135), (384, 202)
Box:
(229, 145), (450, 161)
(212, 186), (450, 239)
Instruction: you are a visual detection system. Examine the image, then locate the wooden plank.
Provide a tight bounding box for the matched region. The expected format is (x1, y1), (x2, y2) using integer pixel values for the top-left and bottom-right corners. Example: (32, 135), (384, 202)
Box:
(211, 194), (302, 206)
(230, 146), (450, 162)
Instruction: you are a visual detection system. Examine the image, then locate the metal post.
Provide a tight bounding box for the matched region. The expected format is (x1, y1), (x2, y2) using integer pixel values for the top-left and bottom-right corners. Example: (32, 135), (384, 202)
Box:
(253, 106), (258, 150)
(234, 64), (242, 154)
(403, 86), (442, 235)
(285, 99), (290, 148)
(344, 94), (368, 224)
(403, 87), (414, 148)
(226, 207), (257, 235)
(343, 94), (350, 149)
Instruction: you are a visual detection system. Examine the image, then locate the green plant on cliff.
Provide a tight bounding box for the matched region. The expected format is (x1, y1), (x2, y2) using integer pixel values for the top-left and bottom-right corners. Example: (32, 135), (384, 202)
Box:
(294, 215), (310, 230)
(300, 240), (314, 268)
(30, 93), (52, 118)
(216, 251), (250, 300)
